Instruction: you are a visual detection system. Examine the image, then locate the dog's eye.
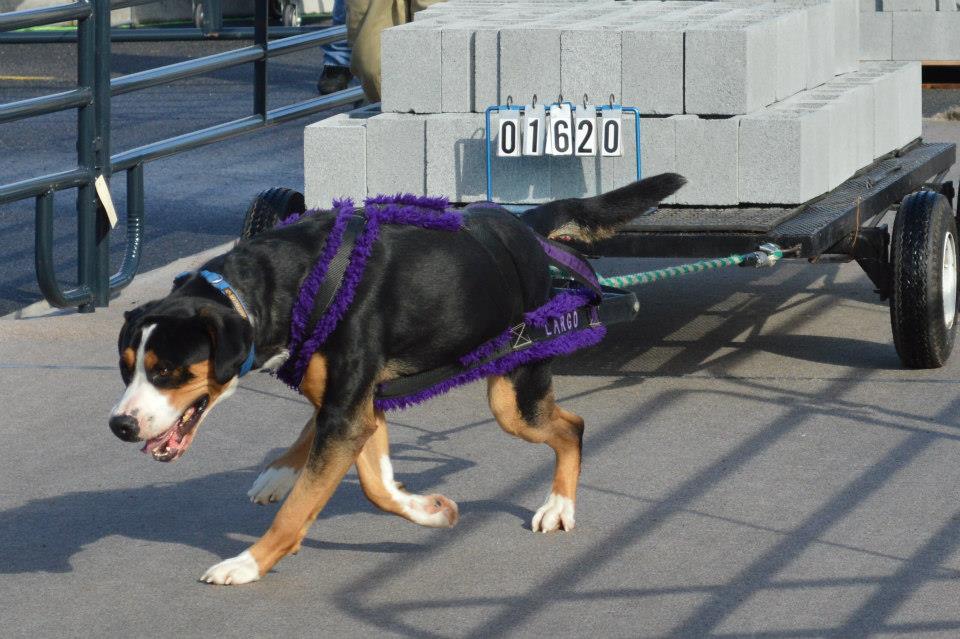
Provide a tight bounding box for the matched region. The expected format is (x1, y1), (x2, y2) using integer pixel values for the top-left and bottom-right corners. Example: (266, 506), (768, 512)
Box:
(155, 367), (171, 378)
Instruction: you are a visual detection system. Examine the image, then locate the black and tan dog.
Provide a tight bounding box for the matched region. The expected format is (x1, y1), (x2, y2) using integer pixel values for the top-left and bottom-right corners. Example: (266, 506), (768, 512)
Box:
(109, 173), (685, 585)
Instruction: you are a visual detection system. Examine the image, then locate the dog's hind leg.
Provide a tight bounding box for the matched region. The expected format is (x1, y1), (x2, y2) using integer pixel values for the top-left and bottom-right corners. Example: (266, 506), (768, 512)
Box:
(247, 413), (315, 504)
(354, 409), (459, 528)
(487, 365), (584, 533)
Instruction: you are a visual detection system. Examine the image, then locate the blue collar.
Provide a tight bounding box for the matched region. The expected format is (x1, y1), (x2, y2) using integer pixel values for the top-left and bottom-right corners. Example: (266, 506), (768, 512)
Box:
(178, 269), (257, 377)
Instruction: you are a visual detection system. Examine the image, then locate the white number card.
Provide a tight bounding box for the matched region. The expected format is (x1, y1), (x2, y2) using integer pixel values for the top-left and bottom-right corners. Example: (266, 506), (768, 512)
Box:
(547, 104), (573, 156)
(522, 105), (546, 156)
(600, 107), (623, 157)
(574, 106), (597, 156)
(497, 110), (521, 157)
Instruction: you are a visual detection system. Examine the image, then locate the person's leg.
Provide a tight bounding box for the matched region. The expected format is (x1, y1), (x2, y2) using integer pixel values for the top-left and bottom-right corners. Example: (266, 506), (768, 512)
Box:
(347, 0), (404, 102)
(319, 0), (354, 94)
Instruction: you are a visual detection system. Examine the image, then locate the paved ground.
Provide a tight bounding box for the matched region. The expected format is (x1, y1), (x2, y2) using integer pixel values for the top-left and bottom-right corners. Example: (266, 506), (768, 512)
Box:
(0, 119), (959, 637)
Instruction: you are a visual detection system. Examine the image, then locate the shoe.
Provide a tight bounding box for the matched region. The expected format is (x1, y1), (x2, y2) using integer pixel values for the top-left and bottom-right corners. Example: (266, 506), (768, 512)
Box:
(317, 66), (353, 95)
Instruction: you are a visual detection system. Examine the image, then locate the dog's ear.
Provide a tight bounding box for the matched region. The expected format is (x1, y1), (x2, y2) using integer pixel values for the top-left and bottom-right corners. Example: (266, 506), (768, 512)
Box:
(118, 301), (160, 353)
(196, 307), (254, 384)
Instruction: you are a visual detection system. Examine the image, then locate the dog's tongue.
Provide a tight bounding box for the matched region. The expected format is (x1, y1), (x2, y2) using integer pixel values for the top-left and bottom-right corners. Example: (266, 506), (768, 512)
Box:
(141, 424), (184, 457)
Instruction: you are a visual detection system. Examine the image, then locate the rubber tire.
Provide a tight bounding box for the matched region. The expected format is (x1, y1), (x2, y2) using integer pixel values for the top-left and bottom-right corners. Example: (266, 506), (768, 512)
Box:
(889, 189), (959, 368)
(282, 2), (301, 27)
(240, 187), (305, 240)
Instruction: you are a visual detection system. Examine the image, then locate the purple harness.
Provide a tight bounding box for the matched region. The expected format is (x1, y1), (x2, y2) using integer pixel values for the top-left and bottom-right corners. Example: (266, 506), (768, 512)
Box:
(275, 194), (605, 411)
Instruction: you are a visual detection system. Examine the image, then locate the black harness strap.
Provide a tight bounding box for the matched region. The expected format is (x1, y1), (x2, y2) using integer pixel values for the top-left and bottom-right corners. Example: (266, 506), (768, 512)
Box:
(302, 213), (366, 340)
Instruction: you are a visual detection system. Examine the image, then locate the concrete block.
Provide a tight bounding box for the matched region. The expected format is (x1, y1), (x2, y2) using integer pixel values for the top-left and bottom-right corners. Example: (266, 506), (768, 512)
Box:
(499, 27), (562, 107)
(864, 61), (922, 145)
(832, 0), (860, 74)
(621, 23), (685, 114)
(859, 11), (893, 60)
(426, 113), (489, 202)
(802, 1), (835, 89)
(366, 114), (427, 196)
(474, 26), (501, 109)
(892, 12), (960, 60)
(822, 80), (876, 170)
(441, 26), (475, 112)
(883, 0), (937, 9)
(784, 93), (858, 188)
(304, 114), (370, 209)
(739, 107), (831, 204)
(860, 0), (879, 10)
(828, 68), (900, 158)
(768, 8), (808, 100)
(672, 115), (740, 205)
(561, 26), (621, 105)
(381, 24), (442, 114)
(630, 116), (678, 202)
(670, 115), (740, 206)
(684, 17), (778, 115)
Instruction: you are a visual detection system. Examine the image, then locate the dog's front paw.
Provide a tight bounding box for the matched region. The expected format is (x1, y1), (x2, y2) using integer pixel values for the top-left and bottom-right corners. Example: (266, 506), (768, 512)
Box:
(247, 466), (298, 504)
(200, 550), (261, 585)
(532, 493), (575, 533)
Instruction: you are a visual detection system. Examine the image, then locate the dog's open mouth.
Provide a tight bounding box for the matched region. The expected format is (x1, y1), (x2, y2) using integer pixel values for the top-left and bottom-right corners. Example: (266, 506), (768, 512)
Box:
(141, 395), (209, 462)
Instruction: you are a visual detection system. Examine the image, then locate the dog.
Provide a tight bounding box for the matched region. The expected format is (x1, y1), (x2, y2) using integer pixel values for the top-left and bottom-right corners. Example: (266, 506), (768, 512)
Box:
(109, 173), (685, 585)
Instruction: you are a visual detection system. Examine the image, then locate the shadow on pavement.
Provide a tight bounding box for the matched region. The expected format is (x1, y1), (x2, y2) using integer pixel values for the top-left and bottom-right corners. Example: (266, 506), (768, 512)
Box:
(0, 442), (477, 576)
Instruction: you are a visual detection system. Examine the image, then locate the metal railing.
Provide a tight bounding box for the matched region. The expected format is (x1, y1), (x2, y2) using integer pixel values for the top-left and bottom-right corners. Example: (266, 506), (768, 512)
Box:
(0, 0), (362, 312)
(0, 0), (315, 42)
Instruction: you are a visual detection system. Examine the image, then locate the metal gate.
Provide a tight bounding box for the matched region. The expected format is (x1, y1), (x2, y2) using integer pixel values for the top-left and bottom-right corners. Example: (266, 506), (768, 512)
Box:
(0, 0), (362, 312)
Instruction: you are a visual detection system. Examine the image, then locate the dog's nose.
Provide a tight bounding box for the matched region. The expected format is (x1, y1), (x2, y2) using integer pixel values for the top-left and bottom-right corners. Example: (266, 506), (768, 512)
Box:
(109, 415), (140, 442)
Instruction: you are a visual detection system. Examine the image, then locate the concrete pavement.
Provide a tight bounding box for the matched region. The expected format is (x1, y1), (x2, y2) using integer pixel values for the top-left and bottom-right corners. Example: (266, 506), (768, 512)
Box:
(2, 122), (960, 637)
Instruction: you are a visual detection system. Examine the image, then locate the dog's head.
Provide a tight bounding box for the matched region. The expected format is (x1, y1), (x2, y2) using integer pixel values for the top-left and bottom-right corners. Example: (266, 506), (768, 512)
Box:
(109, 297), (253, 462)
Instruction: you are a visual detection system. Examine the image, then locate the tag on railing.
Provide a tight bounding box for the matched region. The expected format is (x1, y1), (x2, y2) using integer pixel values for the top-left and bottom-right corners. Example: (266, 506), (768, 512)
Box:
(94, 174), (118, 228)
(496, 110), (521, 157)
(600, 107), (623, 157)
(574, 105), (597, 156)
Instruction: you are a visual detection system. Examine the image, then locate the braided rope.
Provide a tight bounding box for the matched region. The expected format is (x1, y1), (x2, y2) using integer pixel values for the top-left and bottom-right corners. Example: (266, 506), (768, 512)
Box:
(551, 247), (784, 290)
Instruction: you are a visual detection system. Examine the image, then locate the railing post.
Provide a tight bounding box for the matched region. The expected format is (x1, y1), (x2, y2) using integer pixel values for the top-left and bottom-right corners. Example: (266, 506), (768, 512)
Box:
(76, 0), (97, 312)
(93, 0), (111, 307)
(254, 0), (267, 119)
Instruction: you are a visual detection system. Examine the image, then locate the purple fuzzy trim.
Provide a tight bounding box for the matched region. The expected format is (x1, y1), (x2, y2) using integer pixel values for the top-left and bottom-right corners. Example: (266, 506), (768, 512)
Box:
(373, 203), (464, 231)
(374, 325), (606, 412)
(285, 202), (353, 353)
(365, 193), (449, 211)
(281, 206), (383, 388)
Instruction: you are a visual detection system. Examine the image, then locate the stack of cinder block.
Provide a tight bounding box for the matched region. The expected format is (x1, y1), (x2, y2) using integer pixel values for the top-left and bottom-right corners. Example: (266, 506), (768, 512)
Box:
(305, 0), (921, 208)
(861, 0), (960, 61)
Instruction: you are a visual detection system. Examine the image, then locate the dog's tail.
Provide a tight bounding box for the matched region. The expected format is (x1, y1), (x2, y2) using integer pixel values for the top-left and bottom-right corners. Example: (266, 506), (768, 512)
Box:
(520, 172), (686, 243)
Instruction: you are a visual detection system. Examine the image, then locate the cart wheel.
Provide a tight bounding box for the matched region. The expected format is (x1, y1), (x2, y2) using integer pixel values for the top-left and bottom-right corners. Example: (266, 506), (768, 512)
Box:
(193, 2), (204, 29)
(241, 187), (305, 240)
(282, 2), (301, 27)
(889, 190), (959, 368)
